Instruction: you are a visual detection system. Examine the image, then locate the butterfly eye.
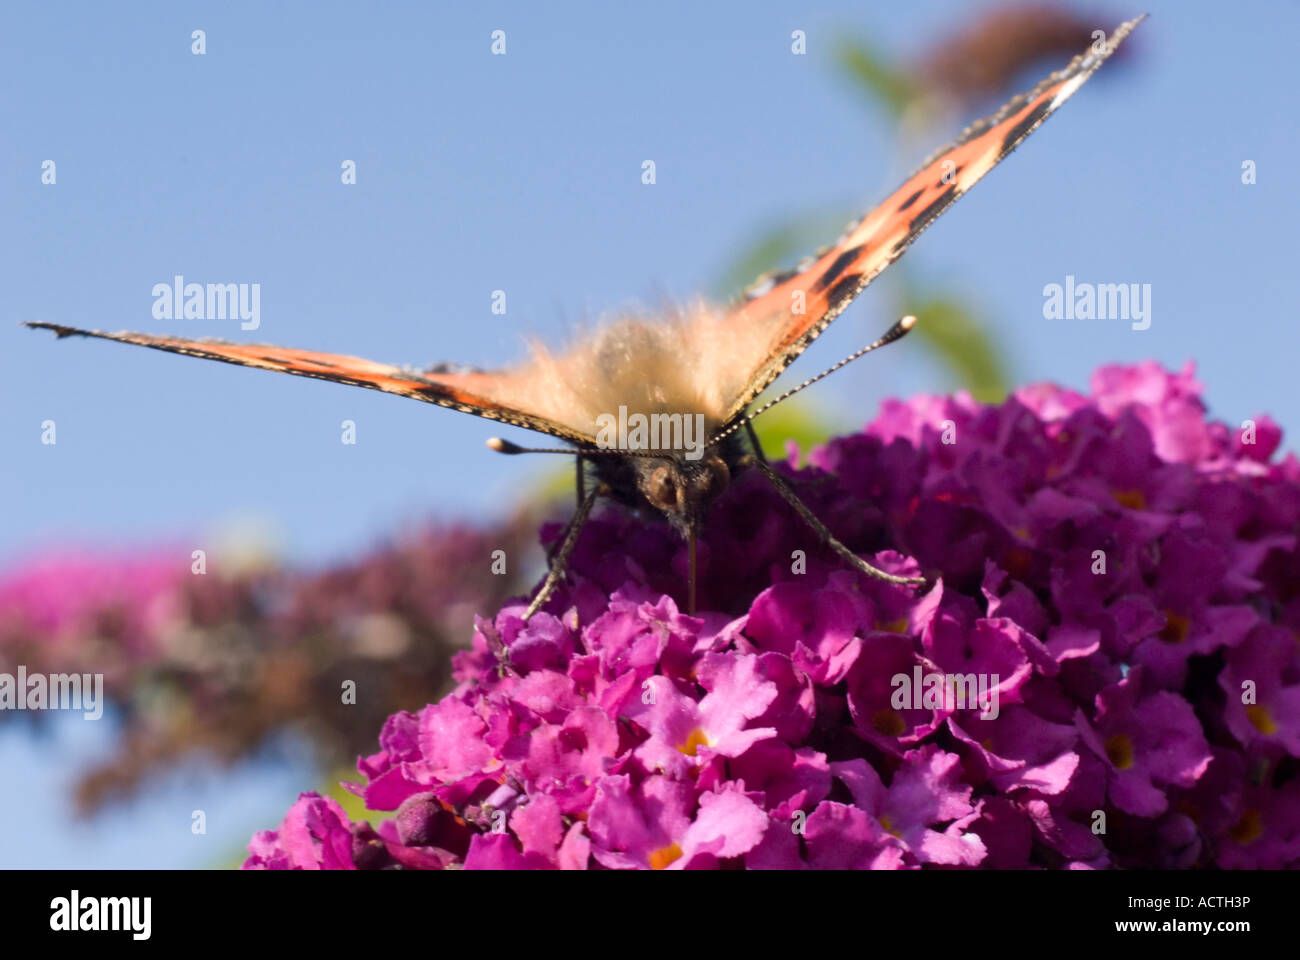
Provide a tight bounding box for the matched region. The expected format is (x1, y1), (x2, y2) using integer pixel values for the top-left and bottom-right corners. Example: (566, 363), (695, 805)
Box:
(702, 458), (730, 497)
(646, 466), (678, 509)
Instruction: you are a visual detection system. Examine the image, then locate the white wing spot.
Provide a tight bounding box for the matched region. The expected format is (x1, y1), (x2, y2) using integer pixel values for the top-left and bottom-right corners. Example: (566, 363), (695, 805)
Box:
(1049, 72), (1087, 110)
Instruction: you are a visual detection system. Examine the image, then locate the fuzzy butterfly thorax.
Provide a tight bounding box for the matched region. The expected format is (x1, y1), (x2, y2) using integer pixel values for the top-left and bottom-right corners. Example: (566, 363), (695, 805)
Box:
(503, 304), (762, 441)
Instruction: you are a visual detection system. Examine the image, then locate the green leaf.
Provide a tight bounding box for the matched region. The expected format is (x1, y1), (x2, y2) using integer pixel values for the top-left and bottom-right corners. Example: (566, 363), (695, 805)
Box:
(325, 768), (394, 825)
(899, 285), (1009, 403)
(211, 769), (394, 869)
(834, 38), (918, 118)
(750, 398), (843, 462)
(712, 212), (850, 303)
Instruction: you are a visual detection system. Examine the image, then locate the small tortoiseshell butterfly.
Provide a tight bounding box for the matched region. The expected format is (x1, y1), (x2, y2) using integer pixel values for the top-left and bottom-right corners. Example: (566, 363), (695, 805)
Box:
(28, 17), (1144, 619)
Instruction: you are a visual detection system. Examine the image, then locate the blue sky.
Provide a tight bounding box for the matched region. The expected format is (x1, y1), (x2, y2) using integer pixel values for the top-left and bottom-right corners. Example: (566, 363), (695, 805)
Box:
(2, 0), (1297, 866)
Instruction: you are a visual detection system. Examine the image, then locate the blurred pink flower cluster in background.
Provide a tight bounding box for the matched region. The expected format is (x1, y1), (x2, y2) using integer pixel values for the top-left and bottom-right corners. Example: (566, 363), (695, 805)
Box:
(0, 516), (538, 813)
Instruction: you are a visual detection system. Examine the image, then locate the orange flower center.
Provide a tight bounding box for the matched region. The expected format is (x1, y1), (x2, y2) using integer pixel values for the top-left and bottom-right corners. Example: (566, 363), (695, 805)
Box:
(1112, 488), (1146, 510)
(1245, 704), (1278, 735)
(1105, 733), (1134, 769)
(873, 709), (906, 736)
(677, 728), (709, 756)
(1160, 611), (1191, 643)
(1229, 810), (1263, 846)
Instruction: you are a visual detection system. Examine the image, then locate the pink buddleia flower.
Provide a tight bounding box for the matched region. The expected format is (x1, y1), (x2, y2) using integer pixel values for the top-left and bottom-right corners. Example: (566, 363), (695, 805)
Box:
(1076, 670), (1213, 817)
(246, 363), (1300, 870)
(245, 793), (358, 870)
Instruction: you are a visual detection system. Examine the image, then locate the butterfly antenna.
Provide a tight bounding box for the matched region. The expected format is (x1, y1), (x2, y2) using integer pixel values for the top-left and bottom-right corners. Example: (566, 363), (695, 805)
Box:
(709, 314), (917, 445)
(486, 438), (666, 459)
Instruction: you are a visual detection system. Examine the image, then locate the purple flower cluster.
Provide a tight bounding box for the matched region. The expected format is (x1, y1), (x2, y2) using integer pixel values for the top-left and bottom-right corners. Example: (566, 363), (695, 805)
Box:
(246, 363), (1300, 869)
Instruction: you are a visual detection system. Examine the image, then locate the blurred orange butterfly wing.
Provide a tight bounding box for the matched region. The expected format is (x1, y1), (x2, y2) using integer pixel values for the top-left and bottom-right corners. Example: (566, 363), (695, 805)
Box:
(714, 15), (1143, 424)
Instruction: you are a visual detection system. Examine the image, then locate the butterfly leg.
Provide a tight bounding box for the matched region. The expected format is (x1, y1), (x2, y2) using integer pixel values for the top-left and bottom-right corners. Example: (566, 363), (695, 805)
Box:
(742, 455), (925, 587)
(744, 419), (767, 463)
(525, 482), (606, 621)
(542, 456), (589, 567)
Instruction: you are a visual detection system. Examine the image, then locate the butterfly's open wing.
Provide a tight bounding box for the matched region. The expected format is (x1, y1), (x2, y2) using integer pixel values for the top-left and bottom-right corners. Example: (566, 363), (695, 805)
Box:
(24, 322), (596, 445)
(715, 15), (1143, 423)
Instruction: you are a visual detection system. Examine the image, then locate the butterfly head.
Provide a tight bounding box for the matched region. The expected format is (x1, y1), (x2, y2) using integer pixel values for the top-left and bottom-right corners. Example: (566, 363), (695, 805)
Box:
(635, 449), (731, 534)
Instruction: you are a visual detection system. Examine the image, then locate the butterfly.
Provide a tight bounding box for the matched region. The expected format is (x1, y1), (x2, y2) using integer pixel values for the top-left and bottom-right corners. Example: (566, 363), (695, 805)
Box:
(27, 16), (1143, 620)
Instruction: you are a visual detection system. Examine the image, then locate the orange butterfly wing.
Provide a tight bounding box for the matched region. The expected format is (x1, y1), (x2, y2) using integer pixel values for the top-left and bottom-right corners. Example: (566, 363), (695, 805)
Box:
(717, 15), (1144, 423)
(23, 322), (596, 445)
(28, 18), (1143, 445)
